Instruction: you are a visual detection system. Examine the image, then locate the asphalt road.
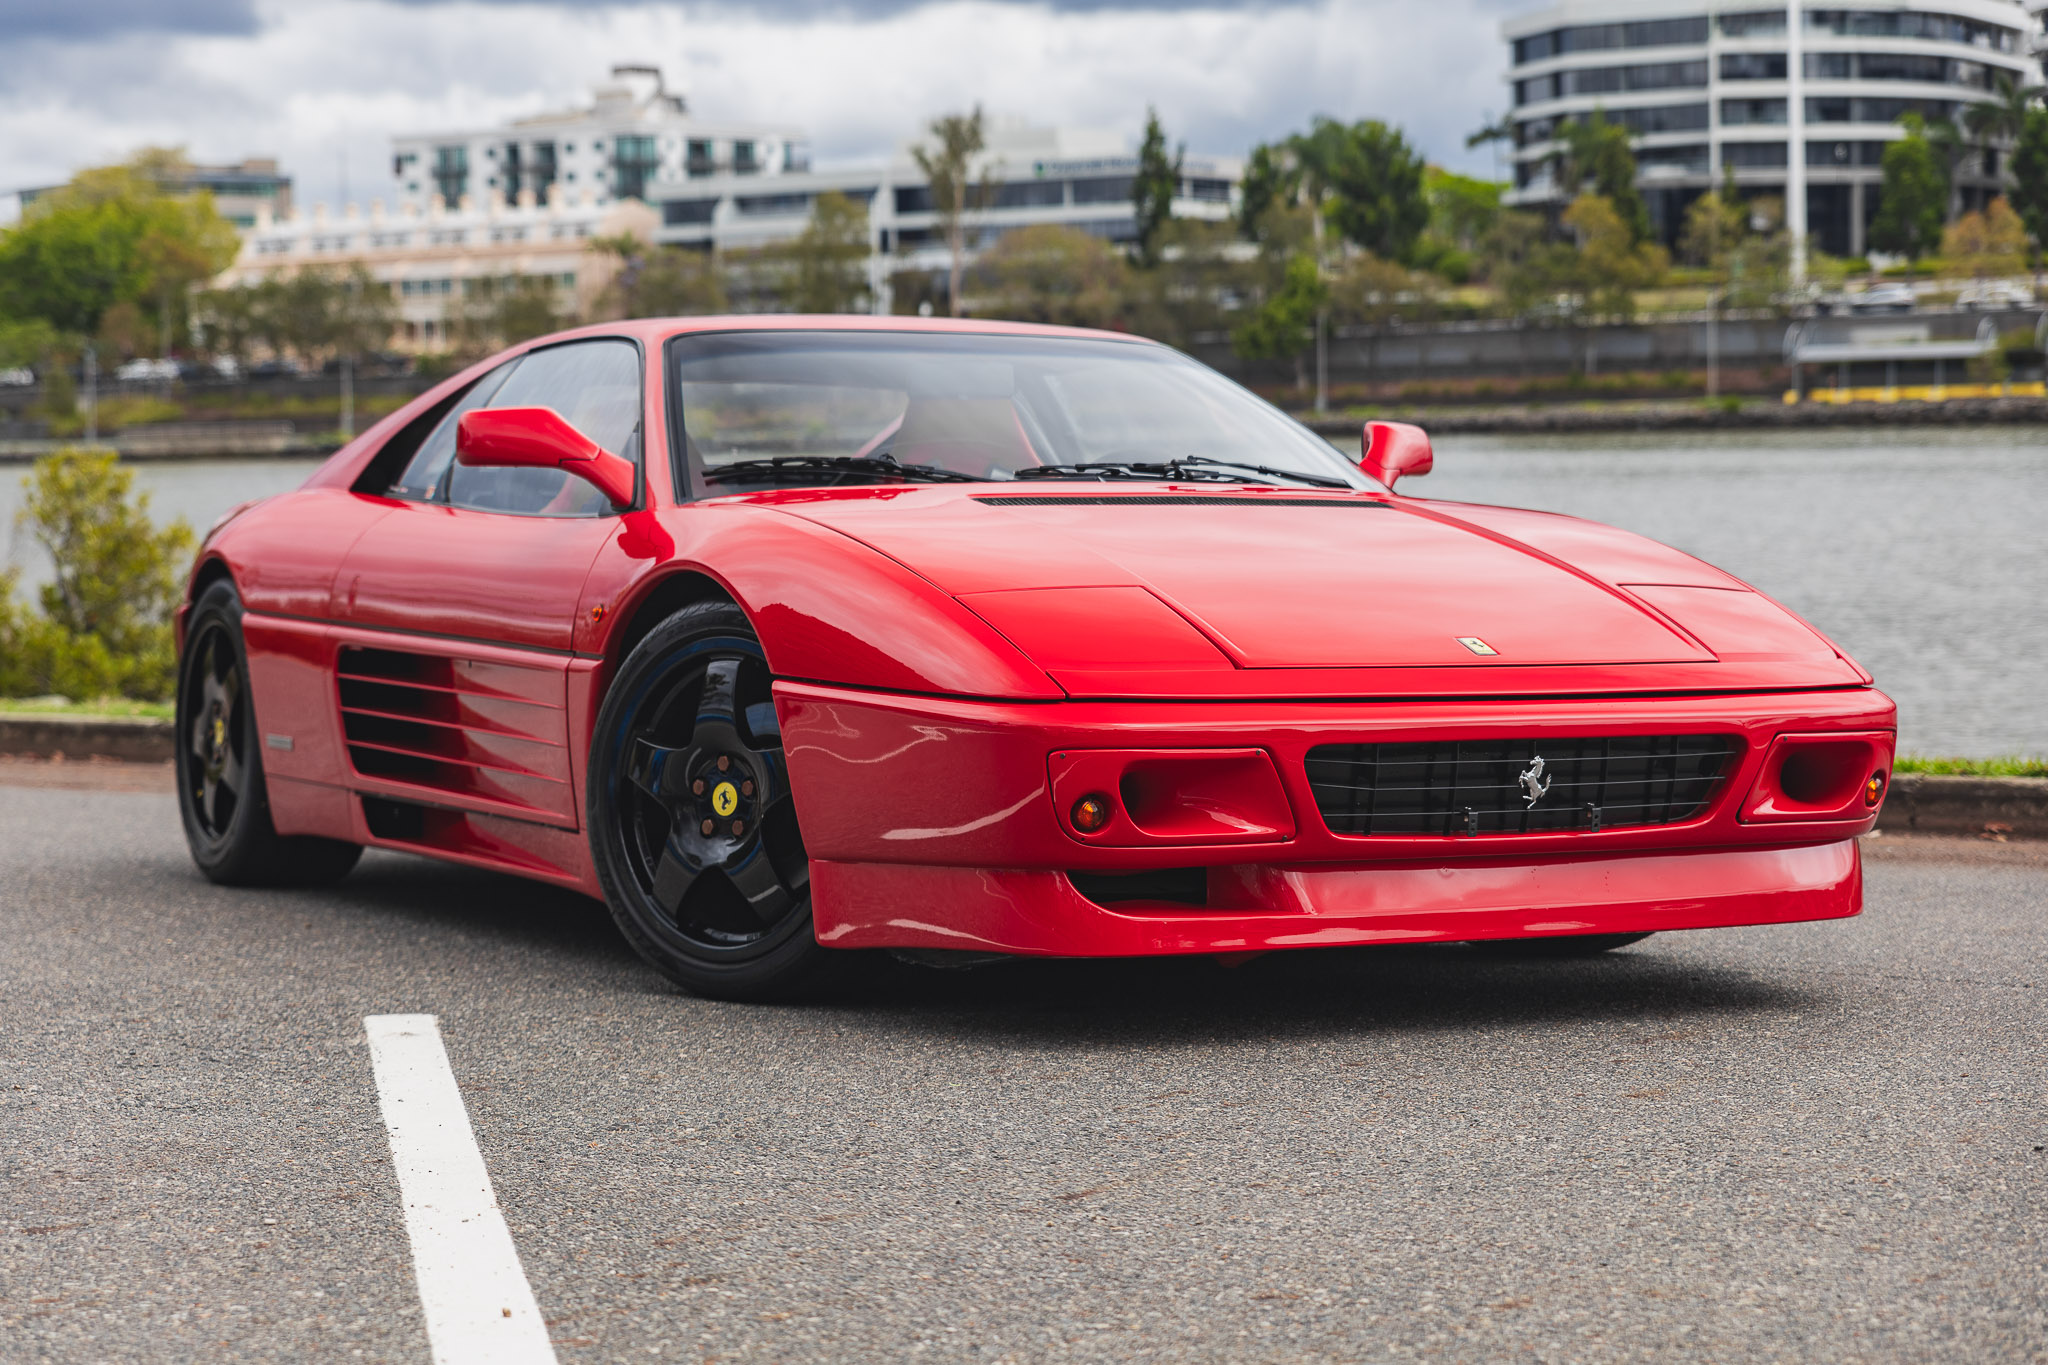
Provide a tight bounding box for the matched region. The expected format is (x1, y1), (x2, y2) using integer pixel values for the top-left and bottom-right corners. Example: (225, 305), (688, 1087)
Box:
(3, 782), (2043, 1363)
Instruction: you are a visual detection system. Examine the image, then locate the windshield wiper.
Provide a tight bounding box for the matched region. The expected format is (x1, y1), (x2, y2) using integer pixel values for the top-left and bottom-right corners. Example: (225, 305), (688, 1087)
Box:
(1164, 456), (1353, 489)
(1013, 457), (1350, 489)
(1011, 461), (1248, 484)
(702, 454), (980, 486)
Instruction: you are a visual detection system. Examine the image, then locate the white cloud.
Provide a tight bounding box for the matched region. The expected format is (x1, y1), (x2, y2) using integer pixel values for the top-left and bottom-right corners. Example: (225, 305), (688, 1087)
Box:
(0, 0), (1518, 215)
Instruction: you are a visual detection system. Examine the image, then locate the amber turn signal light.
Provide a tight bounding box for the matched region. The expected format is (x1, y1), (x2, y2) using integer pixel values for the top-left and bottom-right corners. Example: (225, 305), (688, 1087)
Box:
(1864, 771), (1886, 807)
(1070, 793), (1113, 834)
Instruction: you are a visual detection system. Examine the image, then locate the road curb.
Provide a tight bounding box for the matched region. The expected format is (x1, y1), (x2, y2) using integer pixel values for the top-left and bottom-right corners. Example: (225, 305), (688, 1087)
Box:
(1, 713), (2041, 837)
(1878, 773), (2048, 839)
(0, 714), (175, 764)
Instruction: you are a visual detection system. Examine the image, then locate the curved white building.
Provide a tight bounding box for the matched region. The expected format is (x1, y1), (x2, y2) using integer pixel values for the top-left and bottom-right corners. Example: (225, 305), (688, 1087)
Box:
(1502, 1), (2040, 254)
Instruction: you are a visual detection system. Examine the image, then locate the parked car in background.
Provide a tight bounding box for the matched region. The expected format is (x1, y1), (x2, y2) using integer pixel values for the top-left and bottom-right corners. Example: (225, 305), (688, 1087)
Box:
(0, 367), (35, 387)
(247, 358), (305, 380)
(1843, 283), (1917, 315)
(115, 357), (180, 382)
(1955, 280), (2035, 311)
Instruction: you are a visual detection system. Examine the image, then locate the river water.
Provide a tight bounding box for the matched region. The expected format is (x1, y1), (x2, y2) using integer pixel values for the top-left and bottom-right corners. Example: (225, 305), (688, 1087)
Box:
(2, 426), (2042, 757)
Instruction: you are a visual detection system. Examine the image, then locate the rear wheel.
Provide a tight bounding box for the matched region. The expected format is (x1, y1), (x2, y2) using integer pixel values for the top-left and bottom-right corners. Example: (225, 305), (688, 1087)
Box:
(587, 601), (834, 1001)
(176, 579), (361, 886)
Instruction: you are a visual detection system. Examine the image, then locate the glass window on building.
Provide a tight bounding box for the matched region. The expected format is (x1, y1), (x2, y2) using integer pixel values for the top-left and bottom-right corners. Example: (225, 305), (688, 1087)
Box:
(613, 134), (659, 201)
(993, 180), (1066, 209)
(687, 139), (715, 177)
(531, 141), (557, 200)
(733, 141), (759, 174)
(1721, 52), (1788, 80)
(1071, 176), (1136, 205)
(1718, 9), (1786, 38)
(663, 197), (719, 226)
(1723, 141), (1789, 169)
(432, 145), (468, 204)
(1723, 97), (1789, 125)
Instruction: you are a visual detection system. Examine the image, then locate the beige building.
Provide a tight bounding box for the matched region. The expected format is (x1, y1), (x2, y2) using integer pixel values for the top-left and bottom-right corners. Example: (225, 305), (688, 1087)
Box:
(217, 190), (655, 351)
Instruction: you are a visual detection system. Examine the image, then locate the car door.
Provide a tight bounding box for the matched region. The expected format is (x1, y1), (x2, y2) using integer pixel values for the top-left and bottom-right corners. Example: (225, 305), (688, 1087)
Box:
(330, 336), (644, 826)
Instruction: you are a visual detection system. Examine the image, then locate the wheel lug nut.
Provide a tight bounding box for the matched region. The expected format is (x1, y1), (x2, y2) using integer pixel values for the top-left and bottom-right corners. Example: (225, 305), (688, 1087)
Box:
(741, 780), (754, 797)
(692, 779), (705, 796)
(717, 755), (731, 772)
(701, 819), (715, 836)
(731, 820), (745, 836)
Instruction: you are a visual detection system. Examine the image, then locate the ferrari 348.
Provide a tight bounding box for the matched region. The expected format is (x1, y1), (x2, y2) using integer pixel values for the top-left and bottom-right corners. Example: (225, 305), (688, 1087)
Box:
(175, 318), (1895, 998)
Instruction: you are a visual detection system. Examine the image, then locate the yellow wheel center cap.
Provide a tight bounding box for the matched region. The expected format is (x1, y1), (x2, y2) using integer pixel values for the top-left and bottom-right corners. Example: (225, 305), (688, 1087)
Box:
(711, 781), (739, 818)
(211, 716), (226, 751)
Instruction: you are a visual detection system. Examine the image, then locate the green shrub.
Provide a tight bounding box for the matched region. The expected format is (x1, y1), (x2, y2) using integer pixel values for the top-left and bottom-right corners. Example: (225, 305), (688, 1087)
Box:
(0, 447), (193, 702)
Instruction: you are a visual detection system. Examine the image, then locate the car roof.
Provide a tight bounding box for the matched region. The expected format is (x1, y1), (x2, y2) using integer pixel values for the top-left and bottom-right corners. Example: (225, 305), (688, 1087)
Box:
(523, 314), (1169, 350)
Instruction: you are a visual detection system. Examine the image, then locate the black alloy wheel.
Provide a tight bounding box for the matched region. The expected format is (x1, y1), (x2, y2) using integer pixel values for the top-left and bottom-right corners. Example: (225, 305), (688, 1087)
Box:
(175, 579), (361, 886)
(588, 600), (834, 1001)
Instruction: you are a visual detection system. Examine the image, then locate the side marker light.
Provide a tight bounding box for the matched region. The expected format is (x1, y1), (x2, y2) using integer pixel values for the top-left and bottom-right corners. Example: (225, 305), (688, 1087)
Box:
(1864, 772), (1886, 807)
(1070, 793), (1113, 834)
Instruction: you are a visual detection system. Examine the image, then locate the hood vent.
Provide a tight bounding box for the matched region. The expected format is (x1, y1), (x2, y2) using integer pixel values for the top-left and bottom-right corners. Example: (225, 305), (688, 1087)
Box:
(974, 495), (1386, 508)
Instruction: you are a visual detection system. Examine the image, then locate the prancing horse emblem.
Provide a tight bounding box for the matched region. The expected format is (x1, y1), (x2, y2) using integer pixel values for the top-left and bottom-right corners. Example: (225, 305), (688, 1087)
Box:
(1519, 755), (1552, 806)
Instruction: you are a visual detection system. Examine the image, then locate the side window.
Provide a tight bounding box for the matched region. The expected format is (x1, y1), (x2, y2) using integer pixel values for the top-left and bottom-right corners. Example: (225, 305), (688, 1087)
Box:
(386, 362), (516, 501)
(444, 339), (642, 516)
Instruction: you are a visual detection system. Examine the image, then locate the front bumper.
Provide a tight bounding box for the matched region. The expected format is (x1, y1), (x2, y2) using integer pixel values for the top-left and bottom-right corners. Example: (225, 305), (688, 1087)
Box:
(775, 682), (1892, 956)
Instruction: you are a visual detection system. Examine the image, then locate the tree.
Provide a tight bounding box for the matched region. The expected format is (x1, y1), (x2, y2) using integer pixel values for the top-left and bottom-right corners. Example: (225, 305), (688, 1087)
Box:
(1554, 111), (1650, 242)
(590, 233), (727, 320)
(1413, 168), (1504, 282)
(1494, 194), (1666, 327)
(1870, 118), (1947, 260)
(1231, 251), (1325, 390)
(972, 225), (1128, 328)
(0, 150), (236, 350)
(2010, 106), (2048, 249)
(1941, 197), (2028, 278)
(911, 107), (990, 316)
(1322, 120), (1430, 261)
(1132, 107), (1184, 269)
(4, 447), (193, 699)
(779, 191), (871, 313)
(1965, 74), (2042, 151)
(1561, 193), (1668, 320)
(1922, 113), (1970, 221)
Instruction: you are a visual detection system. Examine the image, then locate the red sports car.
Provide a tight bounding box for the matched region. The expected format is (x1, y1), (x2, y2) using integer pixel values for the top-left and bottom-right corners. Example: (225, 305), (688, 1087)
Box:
(176, 317), (1895, 999)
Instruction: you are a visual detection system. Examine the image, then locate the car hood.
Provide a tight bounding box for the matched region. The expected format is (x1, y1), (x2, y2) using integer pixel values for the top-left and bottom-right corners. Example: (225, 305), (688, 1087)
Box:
(755, 487), (1862, 694)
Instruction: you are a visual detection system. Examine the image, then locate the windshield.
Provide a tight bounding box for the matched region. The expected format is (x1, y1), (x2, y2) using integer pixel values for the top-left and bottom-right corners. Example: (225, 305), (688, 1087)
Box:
(667, 330), (1375, 496)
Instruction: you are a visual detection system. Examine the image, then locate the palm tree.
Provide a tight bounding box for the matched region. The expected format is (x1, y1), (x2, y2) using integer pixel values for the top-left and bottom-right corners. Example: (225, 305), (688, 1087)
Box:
(1965, 74), (2044, 189)
(911, 108), (989, 317)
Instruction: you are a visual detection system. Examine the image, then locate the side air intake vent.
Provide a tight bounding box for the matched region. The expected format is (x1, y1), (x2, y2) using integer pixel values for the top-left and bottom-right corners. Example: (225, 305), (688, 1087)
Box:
(337, 646), (572, 822)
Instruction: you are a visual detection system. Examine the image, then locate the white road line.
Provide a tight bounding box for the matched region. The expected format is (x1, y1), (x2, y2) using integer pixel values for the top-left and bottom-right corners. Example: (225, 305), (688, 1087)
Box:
(365, 1014), (558, 1365)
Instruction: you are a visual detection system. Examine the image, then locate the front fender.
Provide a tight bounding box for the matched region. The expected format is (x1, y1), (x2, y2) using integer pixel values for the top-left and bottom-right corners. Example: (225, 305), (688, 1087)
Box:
(584, 502), (1063, 701)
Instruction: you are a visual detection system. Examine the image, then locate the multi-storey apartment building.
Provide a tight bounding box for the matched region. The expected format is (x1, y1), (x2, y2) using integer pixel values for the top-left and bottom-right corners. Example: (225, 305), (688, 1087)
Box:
(1501, 1), (2040, 256)
(388, 66), (806, 215)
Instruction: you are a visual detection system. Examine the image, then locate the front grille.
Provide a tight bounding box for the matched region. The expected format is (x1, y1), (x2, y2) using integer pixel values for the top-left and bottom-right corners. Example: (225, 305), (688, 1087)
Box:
(1305, 735), (1739, 837)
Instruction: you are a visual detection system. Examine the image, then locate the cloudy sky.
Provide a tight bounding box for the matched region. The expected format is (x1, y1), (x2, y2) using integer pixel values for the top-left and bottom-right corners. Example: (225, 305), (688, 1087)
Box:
(1, 0), (1527, 217)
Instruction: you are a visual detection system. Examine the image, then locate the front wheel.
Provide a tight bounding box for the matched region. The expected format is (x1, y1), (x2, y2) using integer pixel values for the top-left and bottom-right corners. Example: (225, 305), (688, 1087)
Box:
(586, 600), (836, 1001)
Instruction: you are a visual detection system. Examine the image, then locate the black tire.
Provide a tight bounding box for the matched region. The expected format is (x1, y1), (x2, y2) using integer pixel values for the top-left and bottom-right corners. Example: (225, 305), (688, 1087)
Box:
(176, 579), (362, 887)
(587, 600), (837, 1001)
(1477, 932), (1654, 958)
